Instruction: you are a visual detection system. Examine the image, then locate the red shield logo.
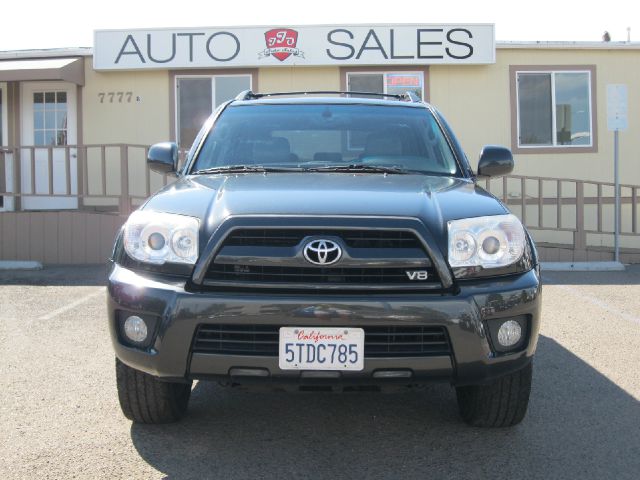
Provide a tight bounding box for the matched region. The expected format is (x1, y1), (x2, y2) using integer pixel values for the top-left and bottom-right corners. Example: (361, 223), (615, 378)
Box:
(264, 29), (299, 62)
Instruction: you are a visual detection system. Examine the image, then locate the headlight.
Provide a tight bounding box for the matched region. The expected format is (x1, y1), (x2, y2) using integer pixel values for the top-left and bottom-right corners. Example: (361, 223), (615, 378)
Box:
(123, 211), (199, 265)
(448, 214), (525, 268)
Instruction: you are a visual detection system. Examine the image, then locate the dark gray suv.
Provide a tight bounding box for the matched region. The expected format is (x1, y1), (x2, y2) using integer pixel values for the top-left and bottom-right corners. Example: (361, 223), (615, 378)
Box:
(108, 91), (541, 427)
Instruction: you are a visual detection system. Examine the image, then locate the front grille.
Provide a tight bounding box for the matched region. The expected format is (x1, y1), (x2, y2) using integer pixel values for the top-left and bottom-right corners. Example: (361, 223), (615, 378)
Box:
(207, 264), (439, 285)
(203, 226), (443, 290)
(192, 324), (451, 358)
(223, 228), (422, 249)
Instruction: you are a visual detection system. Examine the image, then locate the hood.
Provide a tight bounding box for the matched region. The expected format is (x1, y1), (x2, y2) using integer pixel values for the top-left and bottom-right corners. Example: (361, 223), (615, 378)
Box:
(142, 172), (507, 252)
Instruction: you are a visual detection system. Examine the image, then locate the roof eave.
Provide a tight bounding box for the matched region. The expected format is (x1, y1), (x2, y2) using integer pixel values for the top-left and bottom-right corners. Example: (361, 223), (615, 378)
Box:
(497, 41), (640, 50)
(0, 48), (92, 60)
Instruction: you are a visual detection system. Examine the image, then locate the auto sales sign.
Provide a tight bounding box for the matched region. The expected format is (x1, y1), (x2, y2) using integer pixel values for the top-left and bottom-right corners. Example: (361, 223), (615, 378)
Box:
(93, 24), (495, 70)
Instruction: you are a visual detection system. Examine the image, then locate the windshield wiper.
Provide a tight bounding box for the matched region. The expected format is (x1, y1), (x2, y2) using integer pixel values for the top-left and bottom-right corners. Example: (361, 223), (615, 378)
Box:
(306, 164), (412, 174)
(192, 165), (304, 175)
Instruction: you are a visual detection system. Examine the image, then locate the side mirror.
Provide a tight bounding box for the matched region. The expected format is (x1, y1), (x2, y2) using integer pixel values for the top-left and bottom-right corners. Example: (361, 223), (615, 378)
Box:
(147, 142), (179, 174)
(477, 145), (514, 178)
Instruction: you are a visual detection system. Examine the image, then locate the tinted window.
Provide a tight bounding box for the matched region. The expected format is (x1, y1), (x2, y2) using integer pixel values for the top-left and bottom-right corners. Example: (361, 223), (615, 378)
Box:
(177, 76), (252, 148)
(178, 78), (212, 149)
(192, 104), (459, 175)
(555, 72), (591, 146)
(517, 71), (592, 147)
(518, 73), (552, 146)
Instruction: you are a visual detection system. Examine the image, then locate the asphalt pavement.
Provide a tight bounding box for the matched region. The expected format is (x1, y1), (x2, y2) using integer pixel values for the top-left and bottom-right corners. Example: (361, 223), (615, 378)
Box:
(1, 265), (639, 479)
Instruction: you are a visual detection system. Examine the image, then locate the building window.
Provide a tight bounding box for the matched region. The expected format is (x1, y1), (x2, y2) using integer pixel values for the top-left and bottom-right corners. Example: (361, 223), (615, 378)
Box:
(33, 91), (68, 146)
(176, 75), (251, 148)
(346, 71), (425, 150)
(347, 71), (424, 100)
(516, 70), (593, 149)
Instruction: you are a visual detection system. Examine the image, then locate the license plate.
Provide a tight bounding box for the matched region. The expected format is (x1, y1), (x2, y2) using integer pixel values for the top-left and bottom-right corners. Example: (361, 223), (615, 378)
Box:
(279, 327), (364, 371)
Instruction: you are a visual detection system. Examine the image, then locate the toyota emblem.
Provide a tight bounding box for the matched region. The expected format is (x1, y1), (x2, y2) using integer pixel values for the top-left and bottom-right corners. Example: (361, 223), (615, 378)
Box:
(303, 239), (342, 266)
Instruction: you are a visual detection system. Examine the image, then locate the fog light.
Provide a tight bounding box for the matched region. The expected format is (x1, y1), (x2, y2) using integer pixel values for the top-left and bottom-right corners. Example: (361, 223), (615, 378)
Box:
(123, 315), (148, 343)
(497, 320), (522, 347)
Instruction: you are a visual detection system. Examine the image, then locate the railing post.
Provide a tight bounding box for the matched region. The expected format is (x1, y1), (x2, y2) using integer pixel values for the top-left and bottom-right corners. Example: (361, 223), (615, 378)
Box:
(557, 180), (562, 229)
(0, 150), (5, 197)
(502, 176), (508, 204)
(82, 146), (89, 202)
(47, 146), (54, 195)
(597, 184), (603, 233)
(573, 181), (587, 261)
(64, 146), (71, 196)
(119, 144), (130, 215)
(632, 187), (638, 234)
(13, 147), (21, 211)
(100, 145), (107, 196)
(144, 146), (151, 197)
(538, 179), (543, 228)
(29, 147), (36, 195)
(521, 177), (527, 226)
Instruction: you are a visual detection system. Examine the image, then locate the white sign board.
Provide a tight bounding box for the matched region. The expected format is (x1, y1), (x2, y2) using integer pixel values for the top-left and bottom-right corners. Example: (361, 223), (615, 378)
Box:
(93, 24), (495, 70)
(607, 84), (628, 131)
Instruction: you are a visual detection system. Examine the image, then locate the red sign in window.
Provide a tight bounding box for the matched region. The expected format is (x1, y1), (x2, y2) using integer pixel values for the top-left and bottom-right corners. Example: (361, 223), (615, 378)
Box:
(386, 74), (421, 87)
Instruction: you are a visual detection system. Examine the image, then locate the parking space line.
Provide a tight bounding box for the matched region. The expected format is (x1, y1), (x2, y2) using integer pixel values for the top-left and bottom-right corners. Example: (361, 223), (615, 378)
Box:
(38, 288), (106, 321)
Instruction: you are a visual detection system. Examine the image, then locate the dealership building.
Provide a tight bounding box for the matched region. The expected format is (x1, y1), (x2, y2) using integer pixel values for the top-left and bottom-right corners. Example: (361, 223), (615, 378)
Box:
(0, 24), (639, 263)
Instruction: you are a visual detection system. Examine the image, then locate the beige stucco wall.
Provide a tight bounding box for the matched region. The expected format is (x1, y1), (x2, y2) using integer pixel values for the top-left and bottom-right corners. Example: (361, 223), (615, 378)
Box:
(258, 67), (340, 92)
(81, 58), (170, 204)
(430, 48), (640, 186)
(82, 58), (170, 144)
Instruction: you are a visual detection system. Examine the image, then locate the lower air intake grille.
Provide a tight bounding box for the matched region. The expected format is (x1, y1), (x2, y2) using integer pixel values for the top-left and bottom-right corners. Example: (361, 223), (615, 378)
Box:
(192, 324), (451, 358)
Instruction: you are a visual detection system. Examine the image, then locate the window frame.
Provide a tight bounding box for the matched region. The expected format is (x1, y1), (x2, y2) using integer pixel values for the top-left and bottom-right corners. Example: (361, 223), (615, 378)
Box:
(510, 65), (597, 154)
(346, 71), (426, 99)
(340, 66), (430, 102)
(32, 90), (69, 146)
(169, 69), (258, 146)
(0, 82), (7, 147)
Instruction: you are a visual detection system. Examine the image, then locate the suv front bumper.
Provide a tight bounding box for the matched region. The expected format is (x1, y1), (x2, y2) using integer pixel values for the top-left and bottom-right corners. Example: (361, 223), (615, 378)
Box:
(108, 263), (541, 386)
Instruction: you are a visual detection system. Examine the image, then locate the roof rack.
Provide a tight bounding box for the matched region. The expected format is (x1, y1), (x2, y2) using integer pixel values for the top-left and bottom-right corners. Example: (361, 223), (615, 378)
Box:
(234, 90), (422, 103)
(402, 91), (421, 103)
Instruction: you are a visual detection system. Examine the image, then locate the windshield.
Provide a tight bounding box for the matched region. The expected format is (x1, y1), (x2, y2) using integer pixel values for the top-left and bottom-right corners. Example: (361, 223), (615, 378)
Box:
(191, 103), (460, 175)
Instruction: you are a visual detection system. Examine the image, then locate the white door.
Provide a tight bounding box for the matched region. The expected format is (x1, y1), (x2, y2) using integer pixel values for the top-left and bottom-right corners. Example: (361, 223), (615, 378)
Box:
(21, 82), (78, 210)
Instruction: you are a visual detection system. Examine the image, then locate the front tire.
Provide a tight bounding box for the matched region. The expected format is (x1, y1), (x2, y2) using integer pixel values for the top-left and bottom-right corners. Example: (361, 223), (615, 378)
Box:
(456, 361), (532, 427)
(115, 358), (192, 423)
